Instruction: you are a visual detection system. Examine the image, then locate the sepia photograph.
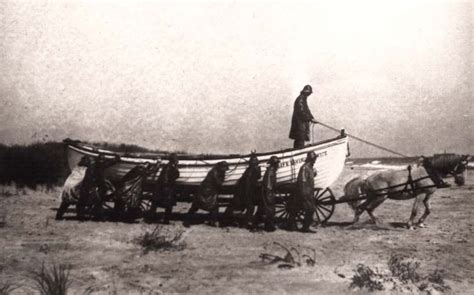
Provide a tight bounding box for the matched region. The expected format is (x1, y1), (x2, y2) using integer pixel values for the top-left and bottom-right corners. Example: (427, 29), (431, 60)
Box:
(0, 0), (472, 294)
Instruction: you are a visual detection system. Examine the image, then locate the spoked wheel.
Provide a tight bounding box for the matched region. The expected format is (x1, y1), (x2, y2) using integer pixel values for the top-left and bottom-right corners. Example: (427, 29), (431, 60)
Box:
(78, 179), (116, 219)
(274, 193), (305, 230)
(274, 193), (291, 222)
(139, 198), (153, 214)
(113, 181), (146, 220)
(312, 188), (336, 225)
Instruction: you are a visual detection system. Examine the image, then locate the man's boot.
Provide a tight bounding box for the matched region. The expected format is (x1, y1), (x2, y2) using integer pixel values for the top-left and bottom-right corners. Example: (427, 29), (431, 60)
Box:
(301, 211), (316, 233)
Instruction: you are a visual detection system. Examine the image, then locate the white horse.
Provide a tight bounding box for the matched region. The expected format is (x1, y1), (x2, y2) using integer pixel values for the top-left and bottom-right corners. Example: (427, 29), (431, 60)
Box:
(343, 155), (468, 229)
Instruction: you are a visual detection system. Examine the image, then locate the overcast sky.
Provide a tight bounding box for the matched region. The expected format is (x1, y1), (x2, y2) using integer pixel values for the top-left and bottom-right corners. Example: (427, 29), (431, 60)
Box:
(0, 0), (472, 157)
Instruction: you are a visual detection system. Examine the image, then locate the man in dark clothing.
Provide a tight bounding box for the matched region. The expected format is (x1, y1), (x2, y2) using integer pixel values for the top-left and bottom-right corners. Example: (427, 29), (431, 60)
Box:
(255, 156), (280, 232)
(149, 154), (180, 224)
(222, 154), (261, 228)
(289, 85), (318, 149)
(77, 153), (120, 220)
(185, 161), (229, 227)
(289, 151), (318, 233)
(114, 161), (159, 218)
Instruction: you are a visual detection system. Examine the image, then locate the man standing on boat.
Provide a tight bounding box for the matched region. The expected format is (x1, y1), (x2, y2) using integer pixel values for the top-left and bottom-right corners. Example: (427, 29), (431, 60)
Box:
(288, 151), (318, 233)
(289, 85), (318, 149)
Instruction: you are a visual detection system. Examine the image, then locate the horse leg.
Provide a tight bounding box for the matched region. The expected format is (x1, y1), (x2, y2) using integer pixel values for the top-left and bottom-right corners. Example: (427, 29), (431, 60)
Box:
(353, 192), (376, 223)
(407, 195), (423, 230)
(352, 202), (367, 223)
(417, 192), (433, 227)
(366, 196), (387, 224)
(365, 196), (387, 225)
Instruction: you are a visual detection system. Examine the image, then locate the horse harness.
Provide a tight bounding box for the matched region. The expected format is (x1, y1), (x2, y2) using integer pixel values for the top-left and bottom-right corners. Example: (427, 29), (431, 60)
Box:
(364, 165), (436, 200)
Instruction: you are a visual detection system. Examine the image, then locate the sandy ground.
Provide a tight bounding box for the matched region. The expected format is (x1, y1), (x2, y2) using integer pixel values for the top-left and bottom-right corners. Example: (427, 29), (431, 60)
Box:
(0, 167), (473, 294)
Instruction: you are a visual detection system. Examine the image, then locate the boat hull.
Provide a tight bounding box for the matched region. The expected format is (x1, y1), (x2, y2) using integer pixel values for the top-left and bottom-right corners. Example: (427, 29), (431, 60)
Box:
(65, 136), (349, 192)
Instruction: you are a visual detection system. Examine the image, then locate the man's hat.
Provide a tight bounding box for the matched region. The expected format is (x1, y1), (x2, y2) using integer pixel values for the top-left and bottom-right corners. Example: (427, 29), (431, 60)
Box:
(168, 153), (179, 164)
(306, 151), (318, 162)
(78, 156), (91, 167)
(249, 154), (259, 166)
(217, 161), (230, 170)
(268, 156), (280, 166)
(301, 85), (313, 94)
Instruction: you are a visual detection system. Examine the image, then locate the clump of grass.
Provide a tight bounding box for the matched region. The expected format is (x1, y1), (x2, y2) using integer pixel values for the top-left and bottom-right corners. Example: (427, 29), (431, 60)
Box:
(259, 242), (316, 269)
(388, 254), (421, 284)
(30, 262), (71, 295)
(350, 264), (385, 291)
(349, 254), (451, 293)
(0, 280), (17, 295)
(139, 226), (186, 253)
(424, 269), (451, 292)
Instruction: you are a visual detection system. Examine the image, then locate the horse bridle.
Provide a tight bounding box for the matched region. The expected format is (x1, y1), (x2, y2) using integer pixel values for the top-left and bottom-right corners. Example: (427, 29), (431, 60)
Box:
(447, 158), (468, 178)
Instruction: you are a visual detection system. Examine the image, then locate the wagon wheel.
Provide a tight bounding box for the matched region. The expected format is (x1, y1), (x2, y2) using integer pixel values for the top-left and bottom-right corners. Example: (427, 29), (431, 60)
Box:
(274, 193), (290, 221)
(312, 188), (336, 225)
(123, 193), (144, 219)
(80, 180), (116, 219)
(274, 193), (306, 230)
(123, 197), (152, 219)
(139, 196), (153, 214)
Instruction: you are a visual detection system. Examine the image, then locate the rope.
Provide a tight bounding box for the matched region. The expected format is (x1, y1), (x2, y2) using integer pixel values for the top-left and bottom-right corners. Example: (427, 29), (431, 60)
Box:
(314, 121), (409, 158)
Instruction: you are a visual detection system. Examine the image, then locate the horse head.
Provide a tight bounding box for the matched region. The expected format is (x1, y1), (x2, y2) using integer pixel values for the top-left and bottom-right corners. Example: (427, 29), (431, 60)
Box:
(422, 154), (468, 186)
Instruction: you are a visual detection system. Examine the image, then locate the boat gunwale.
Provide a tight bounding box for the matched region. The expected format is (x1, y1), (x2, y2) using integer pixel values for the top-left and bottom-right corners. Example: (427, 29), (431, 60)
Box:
(64, 135), (348, 164)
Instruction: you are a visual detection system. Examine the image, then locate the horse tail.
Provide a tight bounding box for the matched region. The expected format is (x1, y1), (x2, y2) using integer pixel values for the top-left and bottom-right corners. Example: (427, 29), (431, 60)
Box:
(342, 177), (366, 212)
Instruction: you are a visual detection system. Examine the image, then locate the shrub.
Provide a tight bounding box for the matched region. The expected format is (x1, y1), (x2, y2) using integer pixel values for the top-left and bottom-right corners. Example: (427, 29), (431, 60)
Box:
(0, 140), (163, 189)
(388, 254), (421, 284)
(425, 269), (451, 292)
(259, 242), (316, 269)
(30, 262), (71, 295)
(349, 254), (451, 293)
(350, 264), (385, 291)
(139, 226), (186, 253)
(0, 142), (68, 189)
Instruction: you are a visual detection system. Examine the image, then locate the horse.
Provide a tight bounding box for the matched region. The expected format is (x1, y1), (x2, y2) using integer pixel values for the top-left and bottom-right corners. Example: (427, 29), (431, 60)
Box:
(343, 154), (469, 229)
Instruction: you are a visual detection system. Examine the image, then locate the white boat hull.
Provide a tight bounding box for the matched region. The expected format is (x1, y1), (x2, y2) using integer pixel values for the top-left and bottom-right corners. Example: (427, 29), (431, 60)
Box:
(65, 136), (349, 191)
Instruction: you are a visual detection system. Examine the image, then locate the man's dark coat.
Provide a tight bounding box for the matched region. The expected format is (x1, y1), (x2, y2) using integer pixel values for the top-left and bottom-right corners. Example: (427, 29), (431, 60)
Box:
(193, 166), (226, 211)
(289, 94), (314, 141)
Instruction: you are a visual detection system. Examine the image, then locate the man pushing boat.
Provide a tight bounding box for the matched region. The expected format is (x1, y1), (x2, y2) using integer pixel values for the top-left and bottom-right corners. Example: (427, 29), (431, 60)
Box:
(184, 161), (230, 227)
